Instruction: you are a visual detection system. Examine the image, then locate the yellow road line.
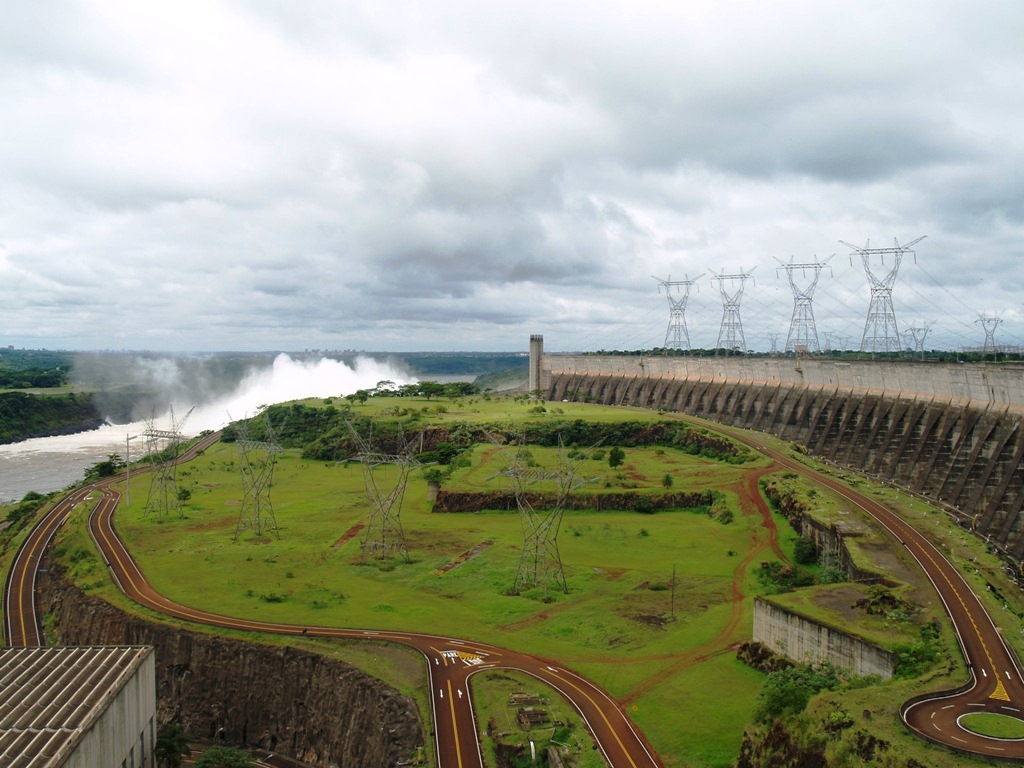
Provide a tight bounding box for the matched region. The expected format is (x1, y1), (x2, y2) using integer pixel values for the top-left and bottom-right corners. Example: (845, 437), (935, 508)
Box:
(447, 680), (463, 767)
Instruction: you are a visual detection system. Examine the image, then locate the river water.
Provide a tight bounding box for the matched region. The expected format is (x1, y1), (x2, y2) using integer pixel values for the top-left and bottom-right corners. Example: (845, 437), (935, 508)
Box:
(0, 353), (418, 503)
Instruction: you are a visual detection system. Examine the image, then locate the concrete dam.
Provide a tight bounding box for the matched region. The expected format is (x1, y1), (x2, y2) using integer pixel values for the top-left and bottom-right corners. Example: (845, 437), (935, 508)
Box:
(531, 337), (1024, 561)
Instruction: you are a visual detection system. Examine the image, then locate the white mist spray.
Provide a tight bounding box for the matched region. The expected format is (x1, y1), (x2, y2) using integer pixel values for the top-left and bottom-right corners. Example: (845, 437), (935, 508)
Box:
(0, 354), (416, 501)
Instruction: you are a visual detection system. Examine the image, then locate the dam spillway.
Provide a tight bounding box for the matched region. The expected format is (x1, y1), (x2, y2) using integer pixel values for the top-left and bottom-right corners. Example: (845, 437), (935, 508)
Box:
(537, 350), (1024, 560)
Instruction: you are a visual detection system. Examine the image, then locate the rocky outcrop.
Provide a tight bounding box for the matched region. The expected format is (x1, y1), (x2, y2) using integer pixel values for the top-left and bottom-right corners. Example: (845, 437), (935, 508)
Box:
(41, 564), (425, 768)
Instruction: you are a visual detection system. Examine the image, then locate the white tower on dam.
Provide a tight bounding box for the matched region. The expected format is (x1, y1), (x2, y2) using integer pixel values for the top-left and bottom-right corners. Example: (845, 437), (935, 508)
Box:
(529, 334), (544, 394)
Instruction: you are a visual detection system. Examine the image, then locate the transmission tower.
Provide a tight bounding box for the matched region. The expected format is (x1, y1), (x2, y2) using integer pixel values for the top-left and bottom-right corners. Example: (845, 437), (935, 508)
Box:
(977, 314), (1002, 354)
(840, 236), (925, 354)
(822, 331), (834, 352)
(903, 323), (932, 359)
(652, 274), (702, 351)
(768, 333), (780, 355)
(711, 268), (755, 352)
(494, 437), (597, 597)
(234, 416), (281, 541)
(143, 406), (194, 521)
(347, 423), (422, 564)
(776, 256), (832, 353)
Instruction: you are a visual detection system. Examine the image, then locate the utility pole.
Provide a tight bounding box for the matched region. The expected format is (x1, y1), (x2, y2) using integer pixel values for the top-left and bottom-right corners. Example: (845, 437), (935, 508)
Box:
(125, 434), (138, 507)
(670, 563), (677, 621)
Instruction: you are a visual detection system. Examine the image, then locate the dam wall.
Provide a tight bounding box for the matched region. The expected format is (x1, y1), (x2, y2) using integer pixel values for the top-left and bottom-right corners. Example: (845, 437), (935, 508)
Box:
(542, 355), (1024, 410)
(540, 351), (1024, 559)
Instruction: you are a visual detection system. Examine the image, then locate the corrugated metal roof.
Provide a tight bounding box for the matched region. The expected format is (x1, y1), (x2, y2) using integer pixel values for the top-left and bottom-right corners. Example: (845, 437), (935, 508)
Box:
(0, 646), (152, 768)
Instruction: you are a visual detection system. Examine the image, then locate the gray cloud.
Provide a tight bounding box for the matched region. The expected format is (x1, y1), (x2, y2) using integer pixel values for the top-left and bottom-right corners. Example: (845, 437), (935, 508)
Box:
(0, 0), (1021, 353)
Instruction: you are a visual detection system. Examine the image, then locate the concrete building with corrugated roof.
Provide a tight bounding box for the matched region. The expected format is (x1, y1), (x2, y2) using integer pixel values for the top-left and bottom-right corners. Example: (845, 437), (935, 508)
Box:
(0, 646), (156, 768)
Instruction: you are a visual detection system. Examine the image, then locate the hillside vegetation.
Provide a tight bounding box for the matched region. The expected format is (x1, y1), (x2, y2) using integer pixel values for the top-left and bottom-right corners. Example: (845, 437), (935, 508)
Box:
(0, 391), (103, 444)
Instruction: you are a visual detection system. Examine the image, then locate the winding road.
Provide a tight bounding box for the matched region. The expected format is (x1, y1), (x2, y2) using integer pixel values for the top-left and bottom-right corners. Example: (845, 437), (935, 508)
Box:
(6, 424), (1024, 763)
(721, 427), (1024, 761)
(3, 435), (660, 768)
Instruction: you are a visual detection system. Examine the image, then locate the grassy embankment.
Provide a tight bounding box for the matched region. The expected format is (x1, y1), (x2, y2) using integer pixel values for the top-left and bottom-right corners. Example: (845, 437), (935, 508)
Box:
(18, 395), (1024, 767)
(68, 398), (775, 767)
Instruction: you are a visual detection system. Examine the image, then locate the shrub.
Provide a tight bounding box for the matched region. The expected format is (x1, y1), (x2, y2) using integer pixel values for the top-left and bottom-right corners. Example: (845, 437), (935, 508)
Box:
(793, 536), (817, 565)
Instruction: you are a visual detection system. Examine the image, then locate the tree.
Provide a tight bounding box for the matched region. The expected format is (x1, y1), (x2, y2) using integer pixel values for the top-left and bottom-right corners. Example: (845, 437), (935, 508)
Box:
(608, 446), (625, 468)
(194, 745), (253, 768)
(155, 722), (190, 768)
(84, 453), (124, 482)
(661, 473), (673, 489)
(418, 381), (446, 400)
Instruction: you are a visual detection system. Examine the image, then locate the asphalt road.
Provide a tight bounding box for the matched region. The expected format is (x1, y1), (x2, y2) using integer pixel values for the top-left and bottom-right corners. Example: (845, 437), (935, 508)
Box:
(722, 427), (1024, 761)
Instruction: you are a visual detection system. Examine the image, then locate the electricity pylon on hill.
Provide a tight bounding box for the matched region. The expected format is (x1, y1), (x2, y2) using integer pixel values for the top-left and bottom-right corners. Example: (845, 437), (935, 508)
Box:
(493, 435), (598, 598)
(143, 406), (194, 521)
(977, 314), (1002, 355)
(711, 268), (755, 352)
(234, 415), (281, 541)
(347, 423), (424, 564)
(840, 236), (925, 353)
(904, 322), (932, 360)
(653, 274), (703, 351)
(776, 256), (832, 353)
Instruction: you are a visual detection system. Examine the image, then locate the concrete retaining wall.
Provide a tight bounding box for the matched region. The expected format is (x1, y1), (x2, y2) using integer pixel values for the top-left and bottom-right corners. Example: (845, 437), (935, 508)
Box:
(753, 597), (894, 678)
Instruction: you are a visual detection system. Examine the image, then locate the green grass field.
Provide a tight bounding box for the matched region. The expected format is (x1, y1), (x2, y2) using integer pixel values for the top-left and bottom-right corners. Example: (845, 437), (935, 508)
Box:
(16, 395), (1024, 767)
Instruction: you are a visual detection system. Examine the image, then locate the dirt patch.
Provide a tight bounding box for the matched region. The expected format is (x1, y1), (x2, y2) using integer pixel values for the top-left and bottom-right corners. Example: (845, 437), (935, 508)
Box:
(433, 540), (494, 574)
(628, 613), (671, 630)
(333, 523), (365, 547)
(498, 612), (551, 631)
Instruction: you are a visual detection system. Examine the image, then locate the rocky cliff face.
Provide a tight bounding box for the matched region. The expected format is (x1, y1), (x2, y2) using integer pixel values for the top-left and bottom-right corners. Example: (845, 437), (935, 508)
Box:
(42, 564), (425, 768)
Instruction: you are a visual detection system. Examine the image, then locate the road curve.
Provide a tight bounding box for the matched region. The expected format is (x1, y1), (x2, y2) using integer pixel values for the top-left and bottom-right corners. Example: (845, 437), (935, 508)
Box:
(4, 437), (661, 768)
(722, 428), (1024, 761)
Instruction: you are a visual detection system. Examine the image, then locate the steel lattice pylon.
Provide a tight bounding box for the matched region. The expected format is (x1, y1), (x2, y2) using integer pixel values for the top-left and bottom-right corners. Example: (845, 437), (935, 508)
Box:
(903, 323), (932, 360)
(496, 438), (597, 597)
(776, 256), (832, 353)
(977, 314), (1002, 355)
(348, 423), (422, 564)
(841, 236), (925, 354)
(142, 406), (193, 521)
(652, 274), (702, 351)
(234, 418), (281, 541)
(711, 269), (755, 352)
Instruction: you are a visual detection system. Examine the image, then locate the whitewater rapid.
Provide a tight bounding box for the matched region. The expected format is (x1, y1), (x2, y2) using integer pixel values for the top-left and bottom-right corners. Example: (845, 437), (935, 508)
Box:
(0, 354), (415, 503)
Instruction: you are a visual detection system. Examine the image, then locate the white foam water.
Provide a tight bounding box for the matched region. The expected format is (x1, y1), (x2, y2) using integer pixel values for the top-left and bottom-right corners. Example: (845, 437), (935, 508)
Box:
(0, 354), (415, 503)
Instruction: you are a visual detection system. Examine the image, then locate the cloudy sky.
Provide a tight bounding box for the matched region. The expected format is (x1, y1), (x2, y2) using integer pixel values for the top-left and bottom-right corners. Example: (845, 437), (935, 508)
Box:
(1, 0), (1022, 353)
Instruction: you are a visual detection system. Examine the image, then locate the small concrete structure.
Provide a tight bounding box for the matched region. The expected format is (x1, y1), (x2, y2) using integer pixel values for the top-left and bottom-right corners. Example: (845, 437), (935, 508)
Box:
(0, 646), (156, 768)
(753, 598), (894, 678)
